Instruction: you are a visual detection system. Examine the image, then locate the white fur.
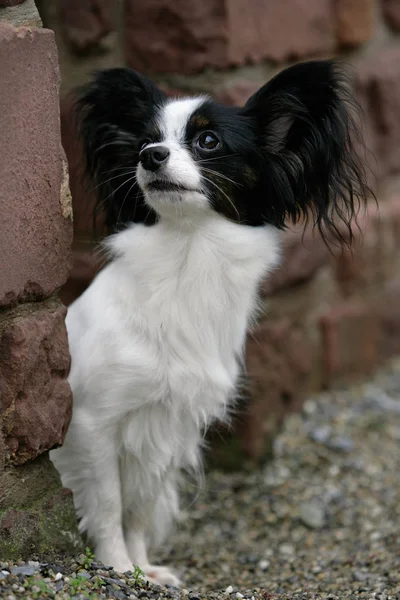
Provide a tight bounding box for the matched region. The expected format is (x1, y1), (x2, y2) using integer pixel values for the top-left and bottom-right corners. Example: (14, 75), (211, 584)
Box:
(50, 97), (280, 586)
(137, 98), (208, 216)
(50, 215), (278, 583)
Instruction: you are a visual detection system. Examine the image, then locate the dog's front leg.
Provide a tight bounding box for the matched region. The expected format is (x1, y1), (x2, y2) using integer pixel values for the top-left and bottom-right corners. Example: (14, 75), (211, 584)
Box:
(124, 518), (181, 587)
(83, 438), (133, 573)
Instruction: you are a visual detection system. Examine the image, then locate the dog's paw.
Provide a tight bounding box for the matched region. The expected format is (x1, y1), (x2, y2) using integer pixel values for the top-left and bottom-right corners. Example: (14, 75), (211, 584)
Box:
(110, 561), (136, 574)
(142, 565), (181, 587)
(95, 550), (133, 575)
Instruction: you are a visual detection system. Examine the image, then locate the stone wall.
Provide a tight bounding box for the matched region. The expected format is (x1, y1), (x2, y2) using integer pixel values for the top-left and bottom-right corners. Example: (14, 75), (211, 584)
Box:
(0, 0), (81, 558)
(38, 0), (400, 466)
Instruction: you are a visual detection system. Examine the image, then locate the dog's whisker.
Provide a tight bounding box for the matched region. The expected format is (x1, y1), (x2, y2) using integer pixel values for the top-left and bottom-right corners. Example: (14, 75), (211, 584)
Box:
(99, 173), (139, 205)
(197, 154), (239, 163)
(115, 174), (140, 227)
(95, 140), (135, 153)
(200, 167), (242, 188)
(90, 171), (138, 193)
(101, 166), (139, 175)
(201, 175), (241, 222)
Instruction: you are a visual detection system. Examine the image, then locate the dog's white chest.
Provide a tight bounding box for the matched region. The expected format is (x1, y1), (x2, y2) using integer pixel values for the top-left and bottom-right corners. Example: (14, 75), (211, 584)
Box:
(66, 219), (279, 476)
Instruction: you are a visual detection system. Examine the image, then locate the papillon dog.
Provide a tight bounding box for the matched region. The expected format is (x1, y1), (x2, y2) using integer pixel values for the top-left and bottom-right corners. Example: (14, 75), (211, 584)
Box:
(50, 60), (371, 586)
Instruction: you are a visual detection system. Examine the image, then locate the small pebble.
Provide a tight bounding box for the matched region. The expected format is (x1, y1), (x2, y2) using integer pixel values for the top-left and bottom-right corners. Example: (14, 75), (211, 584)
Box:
(279, 543), (295, 555)
(257, 559), (270, 571)
(10, 565), (36, 577)
(310, 426), (331, 443)
(327, 436), (354, 453)
(299, 500), (326, 529)
(27, 561), (40, 567)
(77, 569), (91, 580)
(225, 585), (234, 594)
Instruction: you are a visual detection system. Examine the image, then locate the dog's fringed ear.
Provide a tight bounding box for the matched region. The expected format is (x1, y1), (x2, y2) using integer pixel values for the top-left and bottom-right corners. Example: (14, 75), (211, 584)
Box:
(243, 60), (373, 243)
(75, 68), (165, 232)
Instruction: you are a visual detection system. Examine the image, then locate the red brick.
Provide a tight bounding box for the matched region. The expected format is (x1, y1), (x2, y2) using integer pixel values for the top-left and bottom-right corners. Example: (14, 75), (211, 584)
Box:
(158, 86), (187, 99)
(0, 23), (72, 308)
(125, 0), (335, 75)
(0, 301), (72, 465)
(376, 278), (400, 361)
(382, 0), (400, 31)
(215, 80), (261, 107)
(333, 196), (400, 295)
(262, 223), (329, 297)
(355, 47), (400, 180)
(229, 0), (335, 65)
(319, 299), (379, 387)
(57, 0), (112, 53)
(241, 319), (312, 460)
(335, 0), (375, 47)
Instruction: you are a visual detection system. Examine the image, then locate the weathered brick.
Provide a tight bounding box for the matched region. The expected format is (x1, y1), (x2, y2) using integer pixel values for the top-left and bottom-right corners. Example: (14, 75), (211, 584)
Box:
(0, 0), (41, 28)
(0, 22), (72, 307)
(262, 224), (329, 297)
(57, 0), (112, 53)
(355, 47), (400, 180)
(158, 85), (187, 99)
(0, 301), (72, 465)
(335, 0), (375, 47)
(125, 0), (335, 75)
(319, 299), (379, 387)
(333, 196), (400, 295)
(376, 278), (400, 361)
(241, 318), (312, 460)
(382, 0), (400, 32)
(214, 79), (261, 107)
(229, 0), (335, 65)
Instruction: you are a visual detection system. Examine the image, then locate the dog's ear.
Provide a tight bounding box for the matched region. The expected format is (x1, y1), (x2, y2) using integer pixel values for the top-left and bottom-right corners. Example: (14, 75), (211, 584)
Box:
(242, 60), (372, 242)
(75, 68), (165, 231)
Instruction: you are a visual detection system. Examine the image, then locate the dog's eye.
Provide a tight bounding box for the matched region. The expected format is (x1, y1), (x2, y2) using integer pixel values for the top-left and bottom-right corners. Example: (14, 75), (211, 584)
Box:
(196, 131), (220, 151)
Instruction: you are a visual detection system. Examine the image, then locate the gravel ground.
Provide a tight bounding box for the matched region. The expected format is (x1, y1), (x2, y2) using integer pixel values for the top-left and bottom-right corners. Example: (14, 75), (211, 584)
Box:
(2, 360), (400, 599)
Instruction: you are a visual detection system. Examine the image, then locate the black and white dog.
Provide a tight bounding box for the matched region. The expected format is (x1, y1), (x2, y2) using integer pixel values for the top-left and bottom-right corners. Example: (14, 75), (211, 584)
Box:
(51, 61), (371, 586)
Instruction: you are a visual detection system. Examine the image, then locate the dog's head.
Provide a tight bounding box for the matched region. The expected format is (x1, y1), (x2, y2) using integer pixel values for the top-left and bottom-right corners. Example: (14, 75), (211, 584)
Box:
(76, 61), (372, 241)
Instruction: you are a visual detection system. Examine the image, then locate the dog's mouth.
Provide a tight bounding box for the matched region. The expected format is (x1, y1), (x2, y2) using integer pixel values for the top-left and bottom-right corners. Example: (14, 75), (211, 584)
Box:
(146, 180), (195, 193)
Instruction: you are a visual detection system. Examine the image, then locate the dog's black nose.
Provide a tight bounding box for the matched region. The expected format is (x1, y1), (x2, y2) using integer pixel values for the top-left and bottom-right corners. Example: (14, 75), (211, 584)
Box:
(140, 145), (170, 172)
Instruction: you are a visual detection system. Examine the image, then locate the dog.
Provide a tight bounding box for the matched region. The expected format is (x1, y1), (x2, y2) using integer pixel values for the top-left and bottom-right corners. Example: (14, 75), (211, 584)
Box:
(50, 60), (371, 586)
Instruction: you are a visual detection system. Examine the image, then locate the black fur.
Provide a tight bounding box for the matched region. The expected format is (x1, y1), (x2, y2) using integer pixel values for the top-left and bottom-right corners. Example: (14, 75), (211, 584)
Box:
(75, 68), (164, 231)
(76, 61), (372, 242)
(241, 60), (372, 240)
